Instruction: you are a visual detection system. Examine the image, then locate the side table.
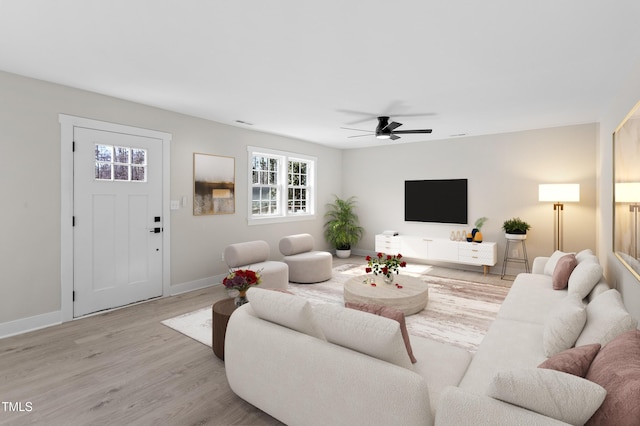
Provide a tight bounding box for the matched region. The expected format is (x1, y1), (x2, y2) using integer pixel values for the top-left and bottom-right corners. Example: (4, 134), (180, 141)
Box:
(501, 237), (530, 279)
(212, 298), (237, 360)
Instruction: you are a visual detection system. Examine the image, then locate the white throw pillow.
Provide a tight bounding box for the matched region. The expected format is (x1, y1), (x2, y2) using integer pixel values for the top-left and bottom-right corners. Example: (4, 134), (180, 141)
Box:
(543, 293), (587, 357)
(247, 287), (325, 339)
(488, 368), (606, 425)
(575, 249), (594, 263)
(575, 289), (638, 347)
(543, 250), (571, 276)
(567, 261), (603, 299)
(313, 303), (413, 369)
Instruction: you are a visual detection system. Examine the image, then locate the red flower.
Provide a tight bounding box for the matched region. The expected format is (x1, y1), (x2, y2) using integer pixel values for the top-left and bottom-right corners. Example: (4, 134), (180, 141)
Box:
(377, 252), (383, 258)
(371, 283), (377, 287)
(365, 267), (372, 273)
(386, 255), (392, 260)
(382, 266), (389, 275)
(400, 261), (407, 267)
(397, 254), (403, 259)
(365, 255), (372, 261)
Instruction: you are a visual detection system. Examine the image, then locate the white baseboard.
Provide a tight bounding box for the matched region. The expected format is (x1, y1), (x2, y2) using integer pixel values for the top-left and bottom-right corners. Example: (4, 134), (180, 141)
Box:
(169, 273), (225, 296)
(0, 310), (62, 339)
(1, 275), (227, 339)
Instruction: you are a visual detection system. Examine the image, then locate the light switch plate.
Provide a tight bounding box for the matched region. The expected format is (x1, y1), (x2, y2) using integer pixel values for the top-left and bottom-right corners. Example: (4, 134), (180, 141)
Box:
(170, 200), (180, 210)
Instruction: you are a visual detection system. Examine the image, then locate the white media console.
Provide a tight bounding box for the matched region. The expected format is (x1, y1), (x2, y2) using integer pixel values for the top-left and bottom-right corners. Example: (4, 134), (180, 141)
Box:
(375, 234), (497, 275)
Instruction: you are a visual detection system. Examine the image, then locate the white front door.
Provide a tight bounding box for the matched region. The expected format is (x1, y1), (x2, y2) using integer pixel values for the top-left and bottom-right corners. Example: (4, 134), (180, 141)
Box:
(73, 127), (163, 317)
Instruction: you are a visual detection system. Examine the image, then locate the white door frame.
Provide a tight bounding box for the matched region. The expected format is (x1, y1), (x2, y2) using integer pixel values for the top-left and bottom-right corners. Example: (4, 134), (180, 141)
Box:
(59, 114), (171, 322)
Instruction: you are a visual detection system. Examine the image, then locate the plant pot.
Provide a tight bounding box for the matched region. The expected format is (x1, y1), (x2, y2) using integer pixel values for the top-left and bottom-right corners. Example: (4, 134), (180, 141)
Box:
(336, 249), (351, 259)
(505, 232), (527, 240)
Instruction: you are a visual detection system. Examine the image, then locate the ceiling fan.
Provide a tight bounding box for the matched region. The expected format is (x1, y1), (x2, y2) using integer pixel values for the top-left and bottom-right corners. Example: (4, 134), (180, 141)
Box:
(342, 116), (433, 140)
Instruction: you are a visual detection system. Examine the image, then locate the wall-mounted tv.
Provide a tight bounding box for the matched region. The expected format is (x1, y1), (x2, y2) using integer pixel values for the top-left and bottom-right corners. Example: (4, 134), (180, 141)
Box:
(405, 179), (468, 224)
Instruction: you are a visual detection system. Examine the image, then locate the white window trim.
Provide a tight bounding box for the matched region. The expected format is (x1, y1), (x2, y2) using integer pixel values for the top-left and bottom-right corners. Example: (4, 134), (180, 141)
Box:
(247, 146), (316, 225)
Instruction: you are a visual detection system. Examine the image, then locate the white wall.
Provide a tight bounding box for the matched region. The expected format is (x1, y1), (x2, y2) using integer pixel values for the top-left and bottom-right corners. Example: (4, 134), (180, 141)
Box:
(597, 57), (640, 322)
(342, 124), (598, 275)
(0, 70), (342, 329)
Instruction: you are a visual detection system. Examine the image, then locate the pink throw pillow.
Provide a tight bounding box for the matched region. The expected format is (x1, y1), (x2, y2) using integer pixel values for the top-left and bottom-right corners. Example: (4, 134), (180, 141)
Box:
(538, 343), (601, 377)
(585, 329), (640, 425)
(553, 254), (578, 290)
(345, 302), (417, 363)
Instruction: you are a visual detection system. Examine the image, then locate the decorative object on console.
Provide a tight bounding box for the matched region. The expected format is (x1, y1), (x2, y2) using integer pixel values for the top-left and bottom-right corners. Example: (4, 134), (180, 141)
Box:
(323, 195), (365, 258)
(365, 252), (407, 283)
(223, 268), (262, 306)
(472, 216), (488, 243)
(538, 183), (580, 251)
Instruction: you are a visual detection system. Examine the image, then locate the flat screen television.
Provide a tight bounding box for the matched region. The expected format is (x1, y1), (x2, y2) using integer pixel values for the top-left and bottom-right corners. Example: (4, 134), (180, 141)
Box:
(404, 179), (468, 224)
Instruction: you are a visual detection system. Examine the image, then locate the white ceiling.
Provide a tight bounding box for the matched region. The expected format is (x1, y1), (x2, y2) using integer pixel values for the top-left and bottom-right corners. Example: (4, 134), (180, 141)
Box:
(1, 1), (639, 149)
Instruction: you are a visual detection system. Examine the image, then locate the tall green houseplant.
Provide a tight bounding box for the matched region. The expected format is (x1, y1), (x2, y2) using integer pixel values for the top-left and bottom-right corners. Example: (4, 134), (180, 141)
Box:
(324, 195), (364, 258)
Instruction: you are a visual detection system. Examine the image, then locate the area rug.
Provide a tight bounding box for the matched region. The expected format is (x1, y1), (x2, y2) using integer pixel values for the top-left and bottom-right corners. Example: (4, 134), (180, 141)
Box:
(162, 263), (510, 352)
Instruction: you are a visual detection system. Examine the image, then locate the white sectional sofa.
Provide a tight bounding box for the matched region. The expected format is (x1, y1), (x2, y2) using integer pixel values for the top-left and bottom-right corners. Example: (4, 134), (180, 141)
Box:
(224, 251), (639, 426)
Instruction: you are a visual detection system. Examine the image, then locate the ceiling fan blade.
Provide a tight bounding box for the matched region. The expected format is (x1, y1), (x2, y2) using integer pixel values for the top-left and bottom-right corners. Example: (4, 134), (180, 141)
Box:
(392, 129), (433, 134)
(390, 134), (400, 140)
(347, 133), (374, 138)
(385, 121), (402, 132)
(340, 126), (371, 133)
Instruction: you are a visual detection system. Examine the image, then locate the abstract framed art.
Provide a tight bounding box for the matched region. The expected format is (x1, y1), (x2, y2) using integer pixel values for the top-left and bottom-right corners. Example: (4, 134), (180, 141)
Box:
(193, 153), (235, 215)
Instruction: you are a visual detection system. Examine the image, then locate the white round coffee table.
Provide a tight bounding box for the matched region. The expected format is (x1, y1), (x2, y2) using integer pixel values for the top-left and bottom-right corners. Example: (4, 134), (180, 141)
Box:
(343, 274), (429, 315)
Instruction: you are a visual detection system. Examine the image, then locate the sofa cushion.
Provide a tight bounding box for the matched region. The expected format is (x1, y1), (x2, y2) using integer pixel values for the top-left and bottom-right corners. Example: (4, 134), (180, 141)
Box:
(567, 261), (603, 299)
(575, 289), (638, 347)
(538, 343), (601, 377)
(543, 250), (571, 276)
(458, 318), (547, 395)
(585, 329), (640, 426)
(313, 303), (413, 369)
(496, 274), (568, 324)
(246, 287), (325, 339)
(224, 240), (270, 268)
(488, 368), (606, 425)
(345, 302), (416, 363)
(542, 293), (586, 357)
(552, 254), (577, 290)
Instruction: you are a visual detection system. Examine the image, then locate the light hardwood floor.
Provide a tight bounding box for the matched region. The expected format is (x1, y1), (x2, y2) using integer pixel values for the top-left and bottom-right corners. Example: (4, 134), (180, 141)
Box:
(0, 284), (283, 426)
(0, 256), (509, 426)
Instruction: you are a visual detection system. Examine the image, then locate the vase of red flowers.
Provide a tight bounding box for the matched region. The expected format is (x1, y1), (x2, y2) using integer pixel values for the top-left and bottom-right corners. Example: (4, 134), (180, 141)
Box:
(223, 268), (262, 306)
(365, 253), (407, 284)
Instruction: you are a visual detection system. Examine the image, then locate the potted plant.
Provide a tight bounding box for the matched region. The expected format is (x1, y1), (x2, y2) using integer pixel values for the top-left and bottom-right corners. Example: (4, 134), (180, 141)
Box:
(470, 217), (488, 242)
(324, 195), (365, 258)
(502, 217), (531, 240)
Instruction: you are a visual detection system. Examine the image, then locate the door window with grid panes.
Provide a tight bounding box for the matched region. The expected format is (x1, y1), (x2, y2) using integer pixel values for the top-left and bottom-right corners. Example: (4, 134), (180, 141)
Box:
(95, 144), (147, 182)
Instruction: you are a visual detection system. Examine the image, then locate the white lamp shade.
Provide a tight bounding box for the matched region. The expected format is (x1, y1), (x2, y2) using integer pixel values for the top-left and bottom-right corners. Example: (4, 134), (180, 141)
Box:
(615, 182), (640, 203)
(538, 184), (580, 202)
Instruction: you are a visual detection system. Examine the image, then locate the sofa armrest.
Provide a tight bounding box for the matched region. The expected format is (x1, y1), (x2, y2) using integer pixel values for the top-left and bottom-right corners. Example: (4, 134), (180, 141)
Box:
(531, 256), (550, 275)
(435, 387), (570, 426)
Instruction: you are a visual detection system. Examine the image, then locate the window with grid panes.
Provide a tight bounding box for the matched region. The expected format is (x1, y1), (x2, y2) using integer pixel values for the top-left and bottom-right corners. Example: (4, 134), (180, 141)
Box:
(248, 147), (316, 224)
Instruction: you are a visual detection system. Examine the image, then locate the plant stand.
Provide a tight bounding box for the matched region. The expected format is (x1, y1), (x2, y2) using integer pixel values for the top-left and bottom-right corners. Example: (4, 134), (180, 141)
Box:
(501, 236), (530, 279)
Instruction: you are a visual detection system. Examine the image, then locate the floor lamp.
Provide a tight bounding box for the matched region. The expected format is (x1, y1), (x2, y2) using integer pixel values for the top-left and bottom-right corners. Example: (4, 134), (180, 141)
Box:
(538, 184), (580, 251)
(615, 182), (640, 259)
